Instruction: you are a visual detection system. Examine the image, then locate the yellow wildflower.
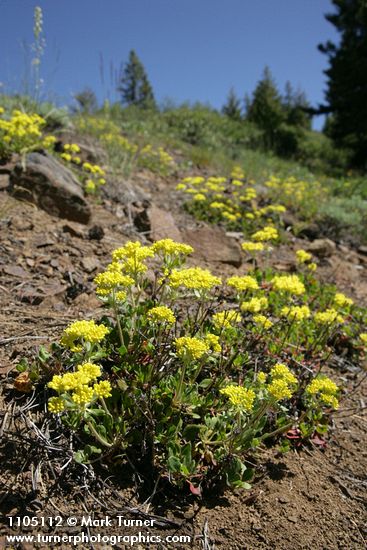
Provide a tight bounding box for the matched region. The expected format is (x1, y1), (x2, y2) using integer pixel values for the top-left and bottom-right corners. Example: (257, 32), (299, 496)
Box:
(270, 363), (297, 386)
(314, 309), (344, 324)
(167, 267), (221, 291)
(205, 333), (222, 353)
(71, 386), (94, 405)
(94, 271), (134, 295)
(251, 226), (278, 242)
(77, 362), (101, 381)
(253, 314), (273, 329)
(240, 296), (268, 313)
(193, 193), (206, 201)
(333, 293), (353, 308)
(175, 336), (209, 360)
(148, 306), (176, 325)
(281, 305), (311, 322)
(241, 241), (265, 252)
(60, 320), (110, 351)
(271, 274), (305, 295)
(212, 310), (242, 329)
(220, 385), (255, 412)
(93, 380), (112, 398)
(296, 249), (312, 263)
(227, 275), (259, 292)
(48, 397), (66, 414)
(267, 379), (293, 401)
(151, 239), (193, 257)
(306, 376), (339, 409)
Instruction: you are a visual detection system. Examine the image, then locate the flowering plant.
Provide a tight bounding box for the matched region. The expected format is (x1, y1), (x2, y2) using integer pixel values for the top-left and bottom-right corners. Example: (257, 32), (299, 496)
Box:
(21, 238), (366, 492)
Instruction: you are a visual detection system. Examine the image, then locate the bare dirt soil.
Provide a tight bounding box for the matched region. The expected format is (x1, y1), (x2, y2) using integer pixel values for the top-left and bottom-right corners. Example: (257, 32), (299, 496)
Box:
(0, 174), (366, 549)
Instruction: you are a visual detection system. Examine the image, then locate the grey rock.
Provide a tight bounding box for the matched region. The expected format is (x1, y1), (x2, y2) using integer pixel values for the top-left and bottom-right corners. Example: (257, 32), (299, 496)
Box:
(9, 152), (91, 223)
(134, 204), (182, 242)
(306, 238), (336, 258)
(182, 225), (242, 267)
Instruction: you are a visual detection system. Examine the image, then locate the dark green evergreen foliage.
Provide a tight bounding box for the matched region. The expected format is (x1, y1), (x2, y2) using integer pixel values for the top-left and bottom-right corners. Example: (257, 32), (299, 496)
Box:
(222, 87), (242, 121)
(318, 0), (367, 167)
(283, 81), (312, 130)
(72, 88), (98, 114)
(246, 67), (285, 149)
(117, 50), (156, 110)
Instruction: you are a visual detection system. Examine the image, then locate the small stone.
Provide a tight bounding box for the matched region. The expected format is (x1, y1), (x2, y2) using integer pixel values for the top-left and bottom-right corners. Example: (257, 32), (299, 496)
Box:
(0, 173), (10, 190)
(88, 224), (104, 240)
(183, 225), (242, 267)
(307, 238), (336, 258)
(81, 256), (100, 273)
(34, 235), (55, 248)
(10, 217), (33, 231)
(63, 222), (85, 238)
(358, 245), (367, 256)
(134, 204), (182, 242)
(3, 264), (29, 278)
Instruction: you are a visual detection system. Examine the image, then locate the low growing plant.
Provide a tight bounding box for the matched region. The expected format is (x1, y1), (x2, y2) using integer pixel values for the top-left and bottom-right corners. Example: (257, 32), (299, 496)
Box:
(22, 239), (367, 493)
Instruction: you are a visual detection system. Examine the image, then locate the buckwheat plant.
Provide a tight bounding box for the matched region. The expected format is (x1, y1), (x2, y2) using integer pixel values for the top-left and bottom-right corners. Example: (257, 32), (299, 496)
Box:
(39, 239), (366, 492)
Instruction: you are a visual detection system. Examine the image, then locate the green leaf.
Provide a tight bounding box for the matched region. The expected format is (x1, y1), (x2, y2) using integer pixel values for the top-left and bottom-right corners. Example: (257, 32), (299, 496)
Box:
(183, 424), (202, 441)
(118, 344), (127, 357)
(167, 455), (181, 473)
(198, 378), (212, 388)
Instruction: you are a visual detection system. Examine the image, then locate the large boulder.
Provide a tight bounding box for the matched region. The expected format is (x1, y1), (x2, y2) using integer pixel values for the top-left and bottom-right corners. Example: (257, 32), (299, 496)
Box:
(9, 152), (91, 223)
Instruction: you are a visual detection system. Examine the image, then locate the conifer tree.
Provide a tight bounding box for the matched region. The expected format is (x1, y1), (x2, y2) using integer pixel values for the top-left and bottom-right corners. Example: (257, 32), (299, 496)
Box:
(318, 0), (367, 166)
(117, 50), (156, 109)
(283, 81), (311, 129)
(246, 67), (284, 149)
(222, 87), (242, 121)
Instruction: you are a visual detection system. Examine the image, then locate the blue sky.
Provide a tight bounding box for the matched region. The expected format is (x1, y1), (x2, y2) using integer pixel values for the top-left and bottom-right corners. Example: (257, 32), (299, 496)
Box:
(0, 0), (337, 129)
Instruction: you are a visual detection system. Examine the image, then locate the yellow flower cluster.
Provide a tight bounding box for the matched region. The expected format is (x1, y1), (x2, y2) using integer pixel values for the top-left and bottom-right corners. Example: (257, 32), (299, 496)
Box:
(240, 296), (268, 313)
(267, 378), (293, 401)
(175, 336), (209, 360)
(253, 314), (273, 329)
(306, 376), (339, 409)
(333, 293), (353, 308)
(148, 306), (176, 325)
(60, 143), (82, 165)
(251, 226), (278, 242)
(264, 175), (325, 211)
(151, 239), (193, 258)
(227, 275), (259, 292)
(60, 320), (110, 352)
(230, 165), (245, 180)
(220, 385), (255, 412)
(314, 309), (344, 325)
(241, 241), (265, 252)
(0, 109), (56, 156)
(112, 242), (154, 277)
(212, 310), (242, 329)
(360, 333), (367, 345)
(205, 333), (222, 353)
(94, 270), (134, 297)
(48, 362), (112, 412)
(167, 267), (221, 291)
(176, 170), (285, 233)
(266, 363), (297, 401)
(271, 274), (305, 295)
(281, 305), (311, 322)
(296, 249), (312, 264)
(270, 363), (297, 386)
